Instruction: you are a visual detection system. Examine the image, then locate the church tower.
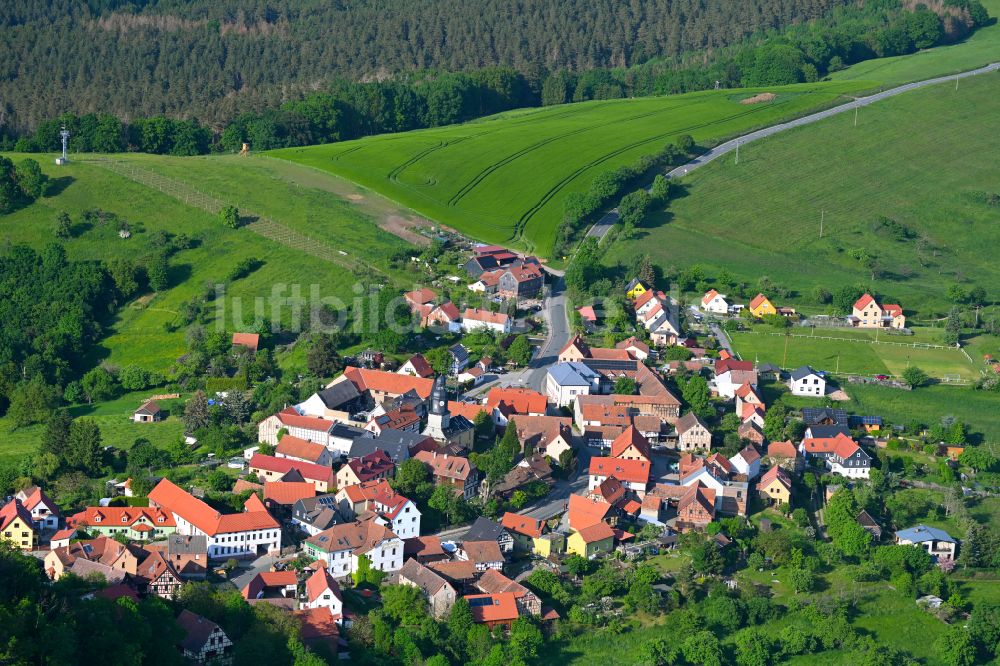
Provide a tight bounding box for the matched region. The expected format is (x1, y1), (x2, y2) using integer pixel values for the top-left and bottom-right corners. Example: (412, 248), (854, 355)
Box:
(424, 374), (451, 439)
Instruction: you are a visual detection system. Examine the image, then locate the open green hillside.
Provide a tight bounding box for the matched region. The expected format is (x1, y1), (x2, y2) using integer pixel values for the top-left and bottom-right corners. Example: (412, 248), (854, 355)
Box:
(831, 0), (1000, 86)
(606, 72), (1000, 317)
(0, 154), (414, 374)
(271, 81), (869, 258)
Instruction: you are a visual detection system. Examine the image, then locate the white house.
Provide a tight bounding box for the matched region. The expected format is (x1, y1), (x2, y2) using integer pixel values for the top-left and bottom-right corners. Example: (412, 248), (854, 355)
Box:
(303, 567), (344, 616)
(729, 445), (761, 480)
(701, 289), (730, 314)
(895, 525), (958, 561)
(336, 479), (421, 539)
(462, 308), (512, 334)
(15, 486), (61, 531)
(799, 434), (871, 479)
(588, 457), (651, 496)
(257, 408), (335, 447)
(789, 366), (826, 397)
(304, 519), (404, 578)
(545, 362), (601, 408)
(148, 479), (281, 560)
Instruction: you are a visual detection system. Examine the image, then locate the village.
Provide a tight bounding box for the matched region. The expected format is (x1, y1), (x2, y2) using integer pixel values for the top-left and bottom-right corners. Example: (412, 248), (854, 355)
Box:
(2, 240), (974, 665)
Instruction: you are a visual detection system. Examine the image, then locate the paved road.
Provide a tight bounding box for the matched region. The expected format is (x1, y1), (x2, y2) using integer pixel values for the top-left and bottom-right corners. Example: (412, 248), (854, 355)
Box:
(229, 553), (277, 591)
(588, 61), (1000, 243)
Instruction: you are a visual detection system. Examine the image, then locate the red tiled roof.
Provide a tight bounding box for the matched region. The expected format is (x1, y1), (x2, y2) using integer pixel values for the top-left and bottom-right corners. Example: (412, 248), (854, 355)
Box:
(801, 433), (857, 456)
(590, 476), (626, 505)
(241, 570), (298, 599)
(588, 457), (651, 485)
(621, 499), (642, 515)
(883, 304), (903, 317)
(19, 486), (60, 516)
(306, 567), (342, 603)
(577, 306), (597, 322)
(293, 607), (341, 642)
(305, 518), (398, 555)
(404, 535), (445, 559)
(337, 479), (411, 519)
(343, 366), (434, 399)
(401, 353), (434, 378)
(460, 539), (504, 564)
(767, 440), (799, 459)
(576, 521), (615, 543)
(276, 436), (329, 463)
(368, 407), (421, 431)
(448, 401), (489, 422)
(702, 289), (719, 305)
(853, 293), (876, 311)
(465, 592), (520, 623)
(134, 399), (161, 416)
(342, 450), (394, 483)
(463, 308), (509, 326)
(501, 512), (544, 539)
(264, 482), (317, 505)
(249, 454), (335, 486)
(271, 407), (336, 433)
(616, 336), (650, 354)
(759, 465), (791, 491)
(244, 493), (267, 512)
(567, 494), (613, 530)
(610, 426), (652, 460)
(404, 288), (437, 306)
(414, 450), (475, 482)
(716, 358), (754, 375)
(634, 289), (657, 308)
(486, 387), (548, 415)
(232, 332), (260, 351)
(149, 478), (278, 537)
(434, 302), (461, 321)
(749, 293), (771, 310)
(70, 506), (175, 529)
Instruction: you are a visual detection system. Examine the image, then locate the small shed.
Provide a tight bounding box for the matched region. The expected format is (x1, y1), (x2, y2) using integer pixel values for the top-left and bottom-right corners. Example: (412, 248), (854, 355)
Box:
(133, 400), (163, 423)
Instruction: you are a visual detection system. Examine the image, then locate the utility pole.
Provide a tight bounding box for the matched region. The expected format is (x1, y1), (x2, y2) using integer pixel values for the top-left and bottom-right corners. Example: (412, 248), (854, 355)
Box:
(782, 333), (789, 367)
(854, 106), (859, 128)
(955, 77), (960, 91)
(735, 140), (740, 165)
(820, 209), (824, 238)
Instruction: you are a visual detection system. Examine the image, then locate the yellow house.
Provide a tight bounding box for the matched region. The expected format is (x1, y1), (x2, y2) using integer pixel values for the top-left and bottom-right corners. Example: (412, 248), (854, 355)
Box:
(758, 466), (792, 508)
(567, 522), (615, 559)
(1, 500), (38, 551)
(626, 279), (648, 300)
(501, 512), (561, 556)
(749, 293), (777, 318)
(533, 532), (565, 558)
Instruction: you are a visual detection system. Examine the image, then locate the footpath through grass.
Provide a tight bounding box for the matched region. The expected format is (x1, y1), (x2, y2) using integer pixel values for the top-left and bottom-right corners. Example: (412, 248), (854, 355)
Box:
(272, 81), (868, 258)
(608, 72), (1000, 317)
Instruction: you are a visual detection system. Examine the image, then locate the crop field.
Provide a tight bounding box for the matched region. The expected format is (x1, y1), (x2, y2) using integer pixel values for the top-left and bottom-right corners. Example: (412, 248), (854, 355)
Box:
(607, 72), (1000, 317)
(271, 81), (868, 259)
(729, 330), (979, 380)
(0, 155), (415, 374)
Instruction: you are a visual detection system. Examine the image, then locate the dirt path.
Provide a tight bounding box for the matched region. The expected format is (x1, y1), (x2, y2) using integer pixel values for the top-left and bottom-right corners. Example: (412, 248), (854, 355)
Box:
(260, 156), (438, 246)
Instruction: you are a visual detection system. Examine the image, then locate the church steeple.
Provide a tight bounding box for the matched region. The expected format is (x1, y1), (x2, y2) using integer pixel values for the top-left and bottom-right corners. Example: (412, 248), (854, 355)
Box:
(430, 374), (449, 417)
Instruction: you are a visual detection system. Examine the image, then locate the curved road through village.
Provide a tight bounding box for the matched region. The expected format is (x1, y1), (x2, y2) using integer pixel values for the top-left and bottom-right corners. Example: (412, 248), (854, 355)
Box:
(586, 61), (1000, 242)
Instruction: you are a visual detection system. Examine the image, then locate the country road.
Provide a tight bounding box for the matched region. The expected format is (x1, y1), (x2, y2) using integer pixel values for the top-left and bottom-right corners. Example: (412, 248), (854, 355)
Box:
(587, 61), (1000, 243)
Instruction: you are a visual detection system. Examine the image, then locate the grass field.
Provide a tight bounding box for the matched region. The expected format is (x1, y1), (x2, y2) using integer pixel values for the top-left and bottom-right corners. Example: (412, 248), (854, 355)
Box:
(0, 154), (416, 374)
(271, 81), (869, 259)
(831, 0), (1000, 87)
(729, 329), (979, 380)
(607, 71), (1000, 317)
(0, 391), (187, 464)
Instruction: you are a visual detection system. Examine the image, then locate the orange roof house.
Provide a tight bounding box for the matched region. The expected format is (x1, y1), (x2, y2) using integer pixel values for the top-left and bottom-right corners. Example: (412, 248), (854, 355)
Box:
(501, 512), (544, 540)
(232, 332), (260, 353)
(464, 592), (520, 628)
(343, 366), (434, 400)
(264, 482), (317, 507)
(748, 294), (776, 318)
(610, 426), (652, 462)
(567, 494), (615, 530)
(485, 387), (547, 416)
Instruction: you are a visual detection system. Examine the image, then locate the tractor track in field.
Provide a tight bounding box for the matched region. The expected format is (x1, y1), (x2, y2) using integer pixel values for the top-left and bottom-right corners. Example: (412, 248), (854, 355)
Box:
(446, 100), (707, 207)
(386, 131), (491, 183)
(509, 98), (794, 242)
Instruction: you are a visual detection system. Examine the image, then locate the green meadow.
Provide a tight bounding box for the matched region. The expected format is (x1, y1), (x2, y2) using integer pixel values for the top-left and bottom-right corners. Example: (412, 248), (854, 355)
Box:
(729, 330), (980, 380)
(0, 155), (416, 375)
(271, 81), (869, 259)
(606, 72), (1000, 317)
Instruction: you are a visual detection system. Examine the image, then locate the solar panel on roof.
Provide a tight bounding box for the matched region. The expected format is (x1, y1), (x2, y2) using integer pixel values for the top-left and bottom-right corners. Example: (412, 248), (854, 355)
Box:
(583, 359), (637, 372)
(468, 597), (494, 607)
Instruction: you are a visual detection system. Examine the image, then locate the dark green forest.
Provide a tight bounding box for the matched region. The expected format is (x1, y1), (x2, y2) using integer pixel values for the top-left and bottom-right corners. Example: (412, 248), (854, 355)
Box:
(0, 0), (989, 155)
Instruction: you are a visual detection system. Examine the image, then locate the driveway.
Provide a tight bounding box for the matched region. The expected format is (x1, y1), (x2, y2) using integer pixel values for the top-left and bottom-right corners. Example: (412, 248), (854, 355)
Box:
(228, 553), (277, 590)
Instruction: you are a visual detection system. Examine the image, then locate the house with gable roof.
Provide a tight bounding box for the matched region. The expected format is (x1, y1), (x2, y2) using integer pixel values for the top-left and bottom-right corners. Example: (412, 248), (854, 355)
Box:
(800, 433), (871, 479)
(276, 435), (335, 467)
(851, 293), (906, 329)
(789, 366), (826, 397)
(69, 506), (176, 541)
(748, 294), (776, 318)
(588, 457), (651, 496)
(730, 445), (762, 480)
(895, 525), (957, 561)
(462, 308), (512, 334)
(336, 450), (394, 488)
(15, 486), (61, 531)
(758, 465), (792, 507)
(335, 479), (420, 539)
(177, 609), (233, 664)
(567, 521), (615, 559)
(257, 407), (338, 448)
(701, 289), (730, 314)
(303, 566), (343, 615)
(675, 412), (712, 451)
(249, 453), (336, 492)
(397, 557), (456, 618)
(399, 353), (435, 379)
(500, 512), (548, 555)
(148, 478), (280, 559)
(414, 450), (479, 500)
(610, 426), (652, 462)
(305, 518), (403, 577)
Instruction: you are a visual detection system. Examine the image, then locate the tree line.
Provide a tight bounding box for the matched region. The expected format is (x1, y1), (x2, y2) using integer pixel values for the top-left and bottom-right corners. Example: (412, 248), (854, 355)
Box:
(1, 0), (989, 155)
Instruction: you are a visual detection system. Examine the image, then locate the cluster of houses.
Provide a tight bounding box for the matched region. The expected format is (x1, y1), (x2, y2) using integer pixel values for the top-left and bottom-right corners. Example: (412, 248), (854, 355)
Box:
(699, 288), (906, 330)
(404, 286), (514, 335)
(463, 245), (544, 302)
